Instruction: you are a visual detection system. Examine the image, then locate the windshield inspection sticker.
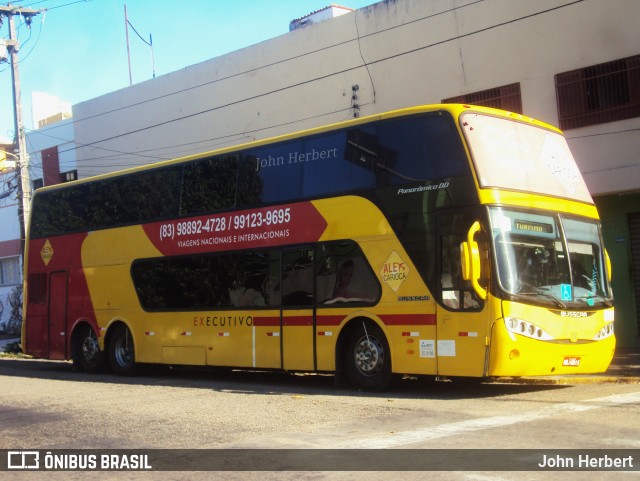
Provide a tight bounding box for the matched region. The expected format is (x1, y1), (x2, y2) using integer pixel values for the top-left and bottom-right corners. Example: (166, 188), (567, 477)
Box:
(561, 284), (572, 301)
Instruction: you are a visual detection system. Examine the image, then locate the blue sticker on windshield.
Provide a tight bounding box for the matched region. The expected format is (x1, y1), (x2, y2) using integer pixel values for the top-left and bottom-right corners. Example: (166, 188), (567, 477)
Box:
(561, 284), (572, 301)
(587, 297), (595, 307)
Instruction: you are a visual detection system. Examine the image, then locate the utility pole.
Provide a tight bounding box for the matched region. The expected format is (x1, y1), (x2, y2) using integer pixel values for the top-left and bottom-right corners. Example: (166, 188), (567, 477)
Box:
(0, 5), (42, 254)
(124, 3), (155, 83)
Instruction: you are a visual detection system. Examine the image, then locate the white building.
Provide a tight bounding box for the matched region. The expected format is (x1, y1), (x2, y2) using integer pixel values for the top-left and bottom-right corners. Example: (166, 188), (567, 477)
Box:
(31, 92), (72, 130)
(7, 0), (640, 346)
(0, 147), (22, 335)
(289, 4), (354, 31)
(0, 118), (76, 335)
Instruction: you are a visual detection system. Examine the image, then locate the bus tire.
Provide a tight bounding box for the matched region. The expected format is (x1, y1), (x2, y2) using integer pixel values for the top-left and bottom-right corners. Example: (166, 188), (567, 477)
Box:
(108, 324), (136, 375)
(346, 321), (392, 391)
(72, 325), (105, 373)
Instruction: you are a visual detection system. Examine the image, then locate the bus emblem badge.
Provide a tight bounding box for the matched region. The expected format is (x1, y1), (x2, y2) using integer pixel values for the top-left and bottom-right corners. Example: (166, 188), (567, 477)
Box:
(380, 251), (409, 292)
(41, 240), (54, 266)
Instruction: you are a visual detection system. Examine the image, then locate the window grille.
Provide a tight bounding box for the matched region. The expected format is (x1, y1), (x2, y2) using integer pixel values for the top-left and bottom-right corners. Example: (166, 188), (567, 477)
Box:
(555, 54), (640, 130)
(28, 273), (47, 304)
(443, 83), (522, 114)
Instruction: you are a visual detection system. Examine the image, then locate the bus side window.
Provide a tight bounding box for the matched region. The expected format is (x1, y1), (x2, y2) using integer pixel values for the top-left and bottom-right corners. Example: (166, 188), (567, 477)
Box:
(281, 248), (315, 307)
(317, 242), (380, 305)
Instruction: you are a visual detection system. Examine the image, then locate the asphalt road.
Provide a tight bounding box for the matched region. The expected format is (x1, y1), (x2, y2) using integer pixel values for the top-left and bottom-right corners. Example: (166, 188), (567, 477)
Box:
(1, 357), (639, 481)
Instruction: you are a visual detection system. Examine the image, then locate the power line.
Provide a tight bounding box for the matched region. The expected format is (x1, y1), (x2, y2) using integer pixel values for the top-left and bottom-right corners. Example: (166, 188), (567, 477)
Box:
(49, 0), (487, 131)
(26, 0), (590, 173)
(55, 0), (585, 162)
(1, 3), (43, 253)
(46, 0), (92, 11)
(29, 102), (360, 171)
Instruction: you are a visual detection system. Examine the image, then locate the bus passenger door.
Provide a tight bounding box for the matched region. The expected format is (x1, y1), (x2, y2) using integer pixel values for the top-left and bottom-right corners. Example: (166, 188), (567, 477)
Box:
(280, 247), (315, 371)
(48, 271), (68, 360)
(436, 213), (489, 377)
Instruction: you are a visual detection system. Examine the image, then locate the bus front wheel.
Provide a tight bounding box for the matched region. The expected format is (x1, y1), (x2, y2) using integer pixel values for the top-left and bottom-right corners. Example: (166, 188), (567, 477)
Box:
(346, 322), (392, 391)
(109, 324), (136, 375)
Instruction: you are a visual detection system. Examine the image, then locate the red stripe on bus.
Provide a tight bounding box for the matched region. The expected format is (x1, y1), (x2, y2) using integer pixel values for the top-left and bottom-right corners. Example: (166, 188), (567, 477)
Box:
(379, 314), (436, 326)
(253, 314), (435, 327)
(142, 201), (328, 257)
(316, 315), (345, 326)
(253, 316), (314, 327)
(282, 316), (313, 326)
(318, 315), (437, 327)
(253, 316), (280, 327)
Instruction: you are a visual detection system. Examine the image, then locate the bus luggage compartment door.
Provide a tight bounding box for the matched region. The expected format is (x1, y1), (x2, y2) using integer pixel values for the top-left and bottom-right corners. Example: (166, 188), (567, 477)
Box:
(48, 271), (69, 360)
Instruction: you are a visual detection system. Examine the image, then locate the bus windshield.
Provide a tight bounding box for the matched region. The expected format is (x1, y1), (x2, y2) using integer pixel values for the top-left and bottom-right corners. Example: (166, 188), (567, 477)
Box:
(461, 112), (593, 204)
(489, 207), (612, 308)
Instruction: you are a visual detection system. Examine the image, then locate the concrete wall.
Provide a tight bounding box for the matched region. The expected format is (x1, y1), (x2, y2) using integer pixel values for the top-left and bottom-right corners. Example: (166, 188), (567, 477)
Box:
(72, 0), (640, 198)
(26, 118), (77, 183)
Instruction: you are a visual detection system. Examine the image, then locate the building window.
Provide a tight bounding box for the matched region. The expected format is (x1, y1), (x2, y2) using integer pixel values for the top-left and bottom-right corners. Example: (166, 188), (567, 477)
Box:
(60, 170), (78, 182)
(0, 256), (20, 286)
(555, 54), (640, 130)
(443, 83), (522, 114)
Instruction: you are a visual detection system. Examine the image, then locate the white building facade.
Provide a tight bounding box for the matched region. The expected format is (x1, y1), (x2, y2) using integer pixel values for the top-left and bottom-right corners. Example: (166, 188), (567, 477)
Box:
(0, 177), (22, 336)
(0, 119), (76, 335)
(8, 0), (640, 345)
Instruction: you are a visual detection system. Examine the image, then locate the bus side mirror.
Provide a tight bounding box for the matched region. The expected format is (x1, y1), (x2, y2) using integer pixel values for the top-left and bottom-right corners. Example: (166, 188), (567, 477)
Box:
(605, 248), (612, 283)
(460, 221), (487, 300)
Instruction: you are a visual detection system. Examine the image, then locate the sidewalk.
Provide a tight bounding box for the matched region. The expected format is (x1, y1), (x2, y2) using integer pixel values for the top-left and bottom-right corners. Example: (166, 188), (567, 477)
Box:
(496, 347), (640, 385)
(607, 347), (640, 378)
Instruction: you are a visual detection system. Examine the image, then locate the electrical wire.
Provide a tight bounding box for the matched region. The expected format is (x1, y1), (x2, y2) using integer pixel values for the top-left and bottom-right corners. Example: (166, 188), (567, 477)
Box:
(29, 103), (361, 173)
(48, 0), (487, 130)
(22, 0), (590, 171)
(353, 8), (375, 104)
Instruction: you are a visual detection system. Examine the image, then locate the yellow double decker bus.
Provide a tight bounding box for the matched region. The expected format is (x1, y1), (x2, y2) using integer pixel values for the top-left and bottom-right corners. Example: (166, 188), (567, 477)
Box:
(22, 104), (615, 390)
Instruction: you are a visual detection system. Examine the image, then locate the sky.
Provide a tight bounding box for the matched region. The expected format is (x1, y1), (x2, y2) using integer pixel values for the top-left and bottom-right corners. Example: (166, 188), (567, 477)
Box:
(0, 0), (375, 142)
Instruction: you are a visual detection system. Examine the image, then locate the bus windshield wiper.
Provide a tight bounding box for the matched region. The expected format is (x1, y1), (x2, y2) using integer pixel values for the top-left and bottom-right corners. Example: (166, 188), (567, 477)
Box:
(517, 291), (566, 309)
(574, 295), (614, 308)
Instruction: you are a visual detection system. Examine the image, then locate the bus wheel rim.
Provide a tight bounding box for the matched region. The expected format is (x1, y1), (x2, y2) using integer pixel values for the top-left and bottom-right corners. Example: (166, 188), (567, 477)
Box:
(115, 337), (132, 367)
(81, 333), (99, 361)
(354, 336), (384, 376)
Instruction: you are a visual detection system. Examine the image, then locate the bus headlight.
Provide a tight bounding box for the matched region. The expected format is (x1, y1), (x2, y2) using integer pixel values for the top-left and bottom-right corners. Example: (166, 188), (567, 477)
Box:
(593, 322), (614, 340)
(505, 317), (554, 341)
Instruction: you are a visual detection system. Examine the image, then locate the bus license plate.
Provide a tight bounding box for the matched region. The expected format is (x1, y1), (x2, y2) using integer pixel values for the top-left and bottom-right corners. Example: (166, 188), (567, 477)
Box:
(562, 357), (581, 367)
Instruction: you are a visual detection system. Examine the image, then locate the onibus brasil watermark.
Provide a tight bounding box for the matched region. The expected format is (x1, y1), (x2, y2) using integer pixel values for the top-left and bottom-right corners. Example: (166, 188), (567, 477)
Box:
(2, 449), (638, 471)
(6, 451), (151, 471)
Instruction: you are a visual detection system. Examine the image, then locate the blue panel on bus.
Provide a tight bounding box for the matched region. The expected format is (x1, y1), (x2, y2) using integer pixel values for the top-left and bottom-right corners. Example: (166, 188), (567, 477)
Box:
(244, 113), (471, 205)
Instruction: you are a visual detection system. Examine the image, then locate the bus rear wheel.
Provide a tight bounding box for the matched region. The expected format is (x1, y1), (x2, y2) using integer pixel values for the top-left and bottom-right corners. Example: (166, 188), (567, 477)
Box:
(346, 322), (392, 391)
(109, 324), (136, 375)
(72, 325), (104, 373)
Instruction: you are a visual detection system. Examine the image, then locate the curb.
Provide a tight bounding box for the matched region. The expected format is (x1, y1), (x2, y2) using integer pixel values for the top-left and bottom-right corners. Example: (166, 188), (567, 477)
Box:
(497, 376), (640, 385)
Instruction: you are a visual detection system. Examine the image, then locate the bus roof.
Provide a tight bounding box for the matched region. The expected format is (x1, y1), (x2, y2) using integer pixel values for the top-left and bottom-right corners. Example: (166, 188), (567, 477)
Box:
(33, 103), (561, 195)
